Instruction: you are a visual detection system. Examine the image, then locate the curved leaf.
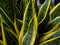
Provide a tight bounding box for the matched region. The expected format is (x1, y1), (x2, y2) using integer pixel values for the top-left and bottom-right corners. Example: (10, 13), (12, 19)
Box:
(1, 15), (19, 45)
(39, 36), (60, 45)
(39, 17), (60, 42)
(38, 0), (51, 34)
(45, 16), (60, 33)
(21, 12), (38, 45)
(19, 1), (38, 45)
(38, 0), (51, 24)
(19, 0), (29, 15)
(14, 6), (23, 20)
(39, 27), (60, 43)
(50, 3), (60, 20)
(1, 16), (7, 45)
(19, 1), (33, 44)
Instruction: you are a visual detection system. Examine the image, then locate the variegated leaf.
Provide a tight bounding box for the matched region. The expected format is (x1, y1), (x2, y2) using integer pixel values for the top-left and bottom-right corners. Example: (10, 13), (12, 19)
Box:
(21, 12), (38, 45)
(39, 36), (60, 45)
(38, 0), (51, 24)
(50, 3), (60, 20)
(19, 1), (33, 44)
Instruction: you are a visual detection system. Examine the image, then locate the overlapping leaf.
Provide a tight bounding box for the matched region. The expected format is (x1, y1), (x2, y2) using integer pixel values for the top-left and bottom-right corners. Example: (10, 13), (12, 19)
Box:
(38, 0), (51, 24)
(21, 3), (38, 45)
(19, 0), (29, 15)
(0, 0), (14, 31)
(21, 15), (38, 45)
(50, 3), (60, 20)
(19, 1), (38, 45)
(19, 1), (33, 44)
(38, 0), (51, 34)
(39, 36), (60, 45)
(39, 16), (60, 42)
(45, 16), (60, 33)
(1, 15), (19, 45)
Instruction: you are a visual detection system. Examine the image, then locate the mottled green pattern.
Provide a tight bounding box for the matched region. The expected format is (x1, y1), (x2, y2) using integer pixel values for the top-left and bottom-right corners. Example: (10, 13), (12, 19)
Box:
(0, 0), (60, 45)
(50, 3), (60, 20)
(0, 0), (14, 30)
(38, 0), (51, 24)
(4, 29), (19, 45)
(42, 38), (60, 45)
(23, 1), (33, 35)
(46, 17), (60, 31)
(22, 19), (34, 45)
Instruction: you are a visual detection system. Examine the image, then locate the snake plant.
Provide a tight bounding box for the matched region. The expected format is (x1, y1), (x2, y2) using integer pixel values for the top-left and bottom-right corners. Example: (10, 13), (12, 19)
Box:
(0, 0), (60, 45)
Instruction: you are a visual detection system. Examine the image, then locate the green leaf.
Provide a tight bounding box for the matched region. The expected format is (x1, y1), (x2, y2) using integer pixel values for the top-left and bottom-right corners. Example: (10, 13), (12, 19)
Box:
(45, 16), (60, 33)
(19, 0), (29, 15)
(38, 0), (51, 24)
(39, 27), (60, 43)
(39, 36), (60, 45)
(48, 28), (60, 39)
(34, 0), (39, 15)
(1, 16), (7, 45)
(50, 3), (60, 20)
(14, 18), (19, 36)
(4, 27), (19, 45)
(0, 7), (14, 30)
(21, 11), (38, 45)
(13, 6), (23, 36)
(19, 1), (38, 45)
(0, 0), (15, 31)
(0, 0), (14, 23)
(14, 6), (23, 20)
(1, 15), (19, 45)
(19, 1), (33, 44)
(5, 29), (19, 45)
(38, 0), (51, 34)
(39, 17), (60, 42)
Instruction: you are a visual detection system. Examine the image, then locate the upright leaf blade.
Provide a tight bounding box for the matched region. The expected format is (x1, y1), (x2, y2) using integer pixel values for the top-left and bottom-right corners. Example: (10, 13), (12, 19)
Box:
(50, 3), (60, 20)
(21, 12), (38, 45)
(45, 16), (60, 33)
(19, 1), (38, 45)
(1, 15), (7, 45)
(1, 14), (19, 45)
(38, 0), (51, 34)
(0, 0), (15, 31)
(38, 0), (51, 24)
(39, 17), (60, 42)
(19, 1), (33, 44)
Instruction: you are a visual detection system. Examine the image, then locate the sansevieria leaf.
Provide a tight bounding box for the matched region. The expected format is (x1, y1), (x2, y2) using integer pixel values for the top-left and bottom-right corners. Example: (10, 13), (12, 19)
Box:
(39, 27), (60, 43)
(45, 16), (60, 33)
(19, 1), (38, 45)
(1, 14), (19, 45)
(39, 17), (60, 42)
(39, 36), (60, 45)
(39, 29), (60, 45)
(0, 0), (15, 31)
(48, 28), (60, 39)
(21, 8), (38, 45)
(19, 0), (29, 15)
(38, 0), (51, 34)
(0, 0), (60, 45)
(19, 1), (33, 44)
(1, 15), (7, 45)
(38, 0), (51, 24)
(50, 3), (60, 20)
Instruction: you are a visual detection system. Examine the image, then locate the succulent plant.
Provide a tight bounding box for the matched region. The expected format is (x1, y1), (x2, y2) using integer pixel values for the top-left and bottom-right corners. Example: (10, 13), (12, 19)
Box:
(0, 0), (60, 45)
